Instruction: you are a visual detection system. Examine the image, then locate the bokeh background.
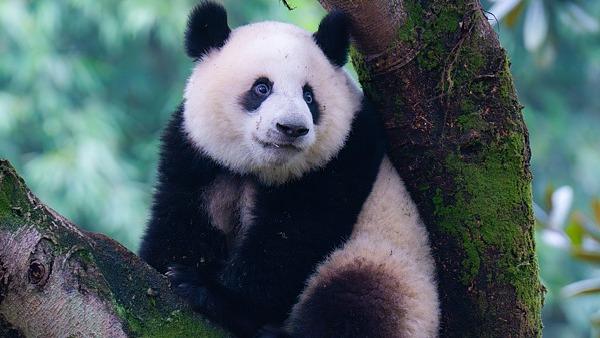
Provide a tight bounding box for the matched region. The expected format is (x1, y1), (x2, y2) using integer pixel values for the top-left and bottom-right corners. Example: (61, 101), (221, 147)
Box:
(0, 0), (598, 336)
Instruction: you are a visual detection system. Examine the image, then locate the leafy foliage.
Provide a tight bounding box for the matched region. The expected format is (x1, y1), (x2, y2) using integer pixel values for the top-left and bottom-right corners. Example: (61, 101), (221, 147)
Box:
(536, 187), (600, 336)
(486, 0), (599, 51)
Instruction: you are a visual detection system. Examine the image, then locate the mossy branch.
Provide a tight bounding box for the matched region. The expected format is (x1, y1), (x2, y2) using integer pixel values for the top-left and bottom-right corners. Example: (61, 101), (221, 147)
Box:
(0, 160), (230, 337)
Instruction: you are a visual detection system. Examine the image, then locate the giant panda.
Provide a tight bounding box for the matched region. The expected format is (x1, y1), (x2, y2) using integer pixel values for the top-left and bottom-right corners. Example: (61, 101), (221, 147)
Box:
(139, 2), (439, 337)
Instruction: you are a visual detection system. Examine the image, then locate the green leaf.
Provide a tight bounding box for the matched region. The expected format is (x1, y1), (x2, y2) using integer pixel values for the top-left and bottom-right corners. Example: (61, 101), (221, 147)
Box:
(489, 0), (524, 23)
(548, 186), (573, 228)
(581, 219), (600, 243)
(523, 0), (548, 51)
(565, 213), (585, 247)
(592, 310), (600, 328)
(592, 199), (600, 225)
(561, 278), (600, 298)
(543, 184), (554, 211)
(564, 3), (600, 33)
(505, 0), (526, 28)
(571, 248), (600, 264)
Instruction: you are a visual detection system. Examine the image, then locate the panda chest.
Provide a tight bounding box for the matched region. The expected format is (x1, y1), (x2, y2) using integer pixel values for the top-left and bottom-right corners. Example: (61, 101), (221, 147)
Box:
(202, 175), (256, 244)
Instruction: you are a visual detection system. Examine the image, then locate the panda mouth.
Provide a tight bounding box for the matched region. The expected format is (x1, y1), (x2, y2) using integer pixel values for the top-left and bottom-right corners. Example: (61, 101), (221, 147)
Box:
(254, 137), (301, 151)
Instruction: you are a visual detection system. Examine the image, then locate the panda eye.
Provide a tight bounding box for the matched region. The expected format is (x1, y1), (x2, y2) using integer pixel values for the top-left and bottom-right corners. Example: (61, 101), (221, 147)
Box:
(303, 90), (313, 104)
(254, 83), (271, 96)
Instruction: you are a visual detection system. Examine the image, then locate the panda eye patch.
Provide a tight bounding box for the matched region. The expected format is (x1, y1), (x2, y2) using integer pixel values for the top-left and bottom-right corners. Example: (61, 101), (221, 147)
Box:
(240, 77), (273, 112)
(253, 79), (272, 97)
(302, 84), (321, 124)
(302, 84), (315, 105)
(303, 90), (313, 104)
(254, 83), (270, 96)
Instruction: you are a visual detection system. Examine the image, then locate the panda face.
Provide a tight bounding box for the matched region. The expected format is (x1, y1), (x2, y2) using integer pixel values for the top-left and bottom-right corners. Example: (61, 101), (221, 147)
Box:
(183, 21), (362, 185)
(238, 75), (317, 165)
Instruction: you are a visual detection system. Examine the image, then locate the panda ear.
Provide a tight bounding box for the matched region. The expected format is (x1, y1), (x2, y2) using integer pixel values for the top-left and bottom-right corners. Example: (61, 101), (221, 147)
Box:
(185, 1), (231, 59)
(313, 10), (352, 67)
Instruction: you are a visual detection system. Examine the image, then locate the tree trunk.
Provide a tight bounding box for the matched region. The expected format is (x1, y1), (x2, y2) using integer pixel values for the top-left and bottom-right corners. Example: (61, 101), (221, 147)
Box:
(318, 0), (544, 337)
(0, 160), (229, 337)
(1, 1), (544, 337)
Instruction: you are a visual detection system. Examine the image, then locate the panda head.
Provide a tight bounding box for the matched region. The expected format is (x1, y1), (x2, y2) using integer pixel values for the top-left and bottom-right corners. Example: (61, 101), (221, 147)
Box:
(182, 2), (362, 185)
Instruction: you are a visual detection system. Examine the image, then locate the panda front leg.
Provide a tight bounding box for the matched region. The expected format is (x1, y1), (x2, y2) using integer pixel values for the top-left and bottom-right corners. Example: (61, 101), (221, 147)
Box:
(168, 266), (293, 338)
(285, 235), (440, 338)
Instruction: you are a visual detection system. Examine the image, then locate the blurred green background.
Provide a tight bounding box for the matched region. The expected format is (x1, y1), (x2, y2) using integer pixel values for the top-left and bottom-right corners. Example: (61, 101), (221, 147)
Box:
(0, 0), (598, 336)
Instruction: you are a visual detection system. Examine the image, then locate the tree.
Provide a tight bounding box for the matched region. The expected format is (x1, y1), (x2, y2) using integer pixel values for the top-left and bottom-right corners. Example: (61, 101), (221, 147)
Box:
(1, 1), (543, 336)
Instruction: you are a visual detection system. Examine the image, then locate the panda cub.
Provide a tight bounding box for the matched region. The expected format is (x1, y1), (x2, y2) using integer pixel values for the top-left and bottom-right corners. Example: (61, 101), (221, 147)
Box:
(140, 2), (439, 337)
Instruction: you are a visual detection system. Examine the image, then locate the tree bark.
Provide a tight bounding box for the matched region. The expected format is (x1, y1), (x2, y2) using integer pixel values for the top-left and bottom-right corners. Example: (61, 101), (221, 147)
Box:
(1, 1), (544, 337)
(318, 0), (544, 337)
(0, 160), (229, 337)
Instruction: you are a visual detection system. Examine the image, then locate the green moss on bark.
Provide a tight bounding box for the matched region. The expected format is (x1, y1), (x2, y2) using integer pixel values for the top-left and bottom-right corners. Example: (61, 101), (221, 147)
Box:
(395, 0), (464, 71)
(116, 306), (228, 338)
(0, 162), (30, 229)
(0, 176), (9, 218)
(349, 46), (378, 102)
(432, 131), (541, 333)
(456, 111), (486, 132)
(434, 133), (531, 280)
(397, 1), (425, 43)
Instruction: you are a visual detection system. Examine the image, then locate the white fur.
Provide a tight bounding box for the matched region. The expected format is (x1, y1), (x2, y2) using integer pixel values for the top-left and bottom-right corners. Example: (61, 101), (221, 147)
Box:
(289, 156), (440, 337)
(183, 21), (361, 185)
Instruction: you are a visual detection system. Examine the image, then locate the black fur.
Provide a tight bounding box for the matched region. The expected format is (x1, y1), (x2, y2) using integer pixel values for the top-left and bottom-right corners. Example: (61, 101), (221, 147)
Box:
(139, 104), (228, 275)
(185, 1), (231, 59)
(140, 99), (385, 337)
(256, 325), (292, 338)
(313, 10), (352, 67)
(303, 84), (321, 124)
(240, 77), (274, 112)
(288, 266), (400, 338)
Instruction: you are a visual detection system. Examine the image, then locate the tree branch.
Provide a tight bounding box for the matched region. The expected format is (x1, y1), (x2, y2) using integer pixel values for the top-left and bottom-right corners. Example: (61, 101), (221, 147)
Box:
(0, 160), (230, 337)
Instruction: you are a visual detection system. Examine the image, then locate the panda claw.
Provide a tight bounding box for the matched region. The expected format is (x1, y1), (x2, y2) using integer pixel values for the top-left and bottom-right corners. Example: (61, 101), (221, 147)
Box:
(165, 264), (203, 287)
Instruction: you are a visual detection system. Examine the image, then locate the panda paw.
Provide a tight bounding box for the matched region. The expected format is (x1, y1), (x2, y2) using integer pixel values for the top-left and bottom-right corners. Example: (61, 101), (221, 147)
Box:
(255, 325), (292, 338)
(165, 264), (204, 287)
(166, 264), (215, 311)
(172, 282), (214, 312)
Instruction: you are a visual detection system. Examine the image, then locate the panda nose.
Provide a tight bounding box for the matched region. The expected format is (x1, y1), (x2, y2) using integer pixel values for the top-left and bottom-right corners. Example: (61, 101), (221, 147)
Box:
(276, 123), (309, 138)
